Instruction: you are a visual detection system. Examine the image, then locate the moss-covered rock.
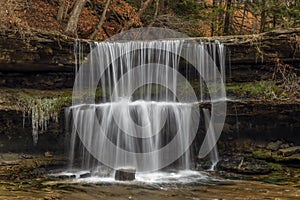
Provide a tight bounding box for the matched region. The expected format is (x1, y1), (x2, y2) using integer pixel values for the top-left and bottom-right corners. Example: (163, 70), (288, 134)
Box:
(0, 88), (72, 145)
(253, 149), (300, 164)
(217, 156), (272, 175)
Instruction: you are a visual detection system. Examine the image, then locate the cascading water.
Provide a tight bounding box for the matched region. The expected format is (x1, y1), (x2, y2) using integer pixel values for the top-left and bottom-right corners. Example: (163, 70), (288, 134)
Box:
(203, 108), (219, 170)
(66, 37), (226, 178)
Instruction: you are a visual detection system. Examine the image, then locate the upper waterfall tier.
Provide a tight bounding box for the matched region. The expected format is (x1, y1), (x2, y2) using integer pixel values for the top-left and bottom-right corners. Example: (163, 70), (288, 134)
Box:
(73, 39), (226, 104)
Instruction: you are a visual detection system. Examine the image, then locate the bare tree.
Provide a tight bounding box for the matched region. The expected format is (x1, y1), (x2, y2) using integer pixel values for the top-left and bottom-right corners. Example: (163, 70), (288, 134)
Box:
(65, 0), (87, 36)
(211, 0), (218, 36)
(148, 0), (159, 26)
(259, 0), (267, 33)
(89, 0), (111, 39)
(121, 0), (153, 31)
(223, 0), (232, 35)
(57, 0), (66, 21)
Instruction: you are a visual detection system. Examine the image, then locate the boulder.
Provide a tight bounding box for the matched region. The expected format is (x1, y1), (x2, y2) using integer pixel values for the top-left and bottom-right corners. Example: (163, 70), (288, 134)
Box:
(79, 172), (91, 178)
(266, 140), (283, 151)
(196, 160), (213, 170)
(115, 167), (136, 181)
(279, 143), (290, 149)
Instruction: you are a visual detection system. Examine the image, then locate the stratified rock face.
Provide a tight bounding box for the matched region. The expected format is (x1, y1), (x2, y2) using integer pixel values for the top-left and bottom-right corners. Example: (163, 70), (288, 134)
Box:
(0, 29), (76, 72)
(1, 28), (300, 89)
(0, 72), (75, 90)
(114, 167), (136, 181)
(221, 100), (300, 144)
(0, 29), (81, 90)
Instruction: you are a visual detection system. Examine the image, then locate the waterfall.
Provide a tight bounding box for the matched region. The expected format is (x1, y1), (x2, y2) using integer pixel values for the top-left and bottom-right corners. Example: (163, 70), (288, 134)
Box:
(203, 108), (219, 170)
(67, 39), (226, 173)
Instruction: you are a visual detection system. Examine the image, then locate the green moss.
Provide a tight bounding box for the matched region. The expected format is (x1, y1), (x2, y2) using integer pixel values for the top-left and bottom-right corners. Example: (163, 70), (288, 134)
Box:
(252, 149), (286, 162)
(16, 90), (72, 144)
(226, 81), (287, 99)
(0, 88), (73, 144)
(253, 149), (300, 164)
(268, 162), (283, 171)
(15, 90), (73, 117)
(252, 149), (272, 160)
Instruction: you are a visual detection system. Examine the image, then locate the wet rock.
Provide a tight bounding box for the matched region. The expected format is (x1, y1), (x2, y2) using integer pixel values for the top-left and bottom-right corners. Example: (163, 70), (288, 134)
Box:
(79, 172), (91, 178)
(288, 153), (300, 161)
(0, 153), (69, 180)
(266, 140), (283, 151)
(279, 143), (290, 149)
(35, 159), (68, 168)
(256, 142), (267, 149)
(196, 159), (213, 170)
(115, 167), (136, 181)
(217, 157), (272, 175)
(278, 146), (300, 157)
(0, 153), (21, 162)
(56, 174), (76, 180)
(44, 151), (54, 158)
(48, 172), (76, 180)
(20, 154), (33, 159)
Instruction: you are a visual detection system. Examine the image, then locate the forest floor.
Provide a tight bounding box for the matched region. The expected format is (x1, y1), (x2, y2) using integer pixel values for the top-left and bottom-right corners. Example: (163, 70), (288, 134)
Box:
(0, 169), (299, 200)
(1, 0), (144, 40)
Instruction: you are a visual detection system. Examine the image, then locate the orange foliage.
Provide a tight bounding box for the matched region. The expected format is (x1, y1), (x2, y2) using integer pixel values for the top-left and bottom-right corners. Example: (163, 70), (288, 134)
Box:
(0, 0), (141, 39)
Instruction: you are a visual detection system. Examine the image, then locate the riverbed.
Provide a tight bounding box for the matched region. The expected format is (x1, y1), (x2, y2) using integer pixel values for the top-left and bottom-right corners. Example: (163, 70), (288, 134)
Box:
(0, 177), (299, 199)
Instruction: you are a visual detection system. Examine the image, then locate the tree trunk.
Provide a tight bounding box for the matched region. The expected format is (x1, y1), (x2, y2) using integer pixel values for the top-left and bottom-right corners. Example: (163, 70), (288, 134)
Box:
(148, 0), (159, 26)
(211, 0), (218, 36)
(57, 0), (66, 21)
(260, 0), (266, 33)
(223, 0), (232, 35)
(154, 0), (159, 17)
(89, 0), (111, 39)
(65, 0), (87, 36)
(121, 0), (153, 31)
(63, 1), (70, 20)
(239, 2), (247, 34)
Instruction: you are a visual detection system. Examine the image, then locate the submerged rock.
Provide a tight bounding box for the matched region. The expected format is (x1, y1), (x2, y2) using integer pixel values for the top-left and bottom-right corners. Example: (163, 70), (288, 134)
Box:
(115, 167), (136, 181)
